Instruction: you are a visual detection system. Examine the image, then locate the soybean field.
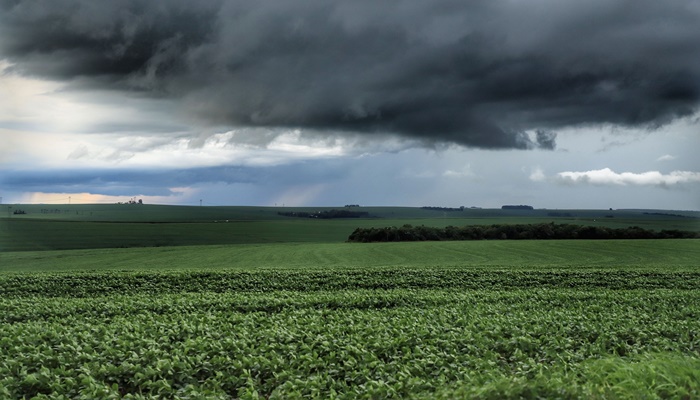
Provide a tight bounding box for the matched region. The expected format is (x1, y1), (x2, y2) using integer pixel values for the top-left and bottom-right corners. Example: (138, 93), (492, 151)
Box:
(1, 205), (699, 398)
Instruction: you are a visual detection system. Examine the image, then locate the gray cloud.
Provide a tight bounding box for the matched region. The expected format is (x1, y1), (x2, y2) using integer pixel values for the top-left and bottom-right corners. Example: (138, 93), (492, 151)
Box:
(0, 161), (350, 197)
(2, 0), (699, 149)
(535, 130), (557, 150)
(0, 166), (255, 196)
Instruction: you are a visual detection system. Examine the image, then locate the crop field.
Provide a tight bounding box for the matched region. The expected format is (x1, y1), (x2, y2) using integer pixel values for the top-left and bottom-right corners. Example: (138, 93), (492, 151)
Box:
(2, 204), (698, 251)
(1, 237), (700, 399)
(1, 205), (699, 398)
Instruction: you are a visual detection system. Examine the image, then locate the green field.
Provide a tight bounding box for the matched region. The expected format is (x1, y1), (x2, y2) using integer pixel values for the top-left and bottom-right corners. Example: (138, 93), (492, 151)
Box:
(1, 205), (699, 398)
(2, 204), (698, 251)
(1, 239), (698, 274)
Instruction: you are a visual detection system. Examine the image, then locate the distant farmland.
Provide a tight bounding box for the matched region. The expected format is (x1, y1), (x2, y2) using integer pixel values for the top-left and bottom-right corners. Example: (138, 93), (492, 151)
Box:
(2, 204), (698, 251)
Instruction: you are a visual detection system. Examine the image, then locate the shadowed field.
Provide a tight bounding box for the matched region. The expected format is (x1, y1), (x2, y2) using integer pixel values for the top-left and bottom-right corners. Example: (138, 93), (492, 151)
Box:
(2, 204), (698, 251)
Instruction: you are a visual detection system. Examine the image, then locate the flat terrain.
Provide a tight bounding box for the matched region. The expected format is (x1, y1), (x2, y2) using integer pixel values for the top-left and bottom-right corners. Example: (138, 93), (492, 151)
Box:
(2, 204), (698, 251)
(1, 204), (699, 398)
(1, 239), (698, 273)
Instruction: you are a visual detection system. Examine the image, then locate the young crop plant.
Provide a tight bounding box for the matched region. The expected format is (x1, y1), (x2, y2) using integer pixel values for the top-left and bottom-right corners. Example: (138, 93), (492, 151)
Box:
(1, 239), (698, 397)
(1, 262), (700, 398)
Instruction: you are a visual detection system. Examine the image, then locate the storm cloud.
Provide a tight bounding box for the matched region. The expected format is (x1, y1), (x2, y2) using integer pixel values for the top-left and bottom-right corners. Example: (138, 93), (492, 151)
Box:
(2, 0), (700, 149)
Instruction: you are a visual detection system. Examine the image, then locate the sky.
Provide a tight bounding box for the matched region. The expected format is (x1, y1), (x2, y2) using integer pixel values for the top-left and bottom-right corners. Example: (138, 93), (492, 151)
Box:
(1, 0), (699, 210)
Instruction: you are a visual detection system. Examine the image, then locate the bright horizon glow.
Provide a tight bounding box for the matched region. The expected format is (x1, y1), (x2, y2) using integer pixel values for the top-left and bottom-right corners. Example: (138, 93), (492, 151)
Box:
(5, 189), (197, 206)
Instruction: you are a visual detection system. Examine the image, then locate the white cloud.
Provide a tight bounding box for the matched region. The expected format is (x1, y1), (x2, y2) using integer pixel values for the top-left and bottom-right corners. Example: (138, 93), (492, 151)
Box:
(554, 168), (700, 187)
(656, 154), (676, 162)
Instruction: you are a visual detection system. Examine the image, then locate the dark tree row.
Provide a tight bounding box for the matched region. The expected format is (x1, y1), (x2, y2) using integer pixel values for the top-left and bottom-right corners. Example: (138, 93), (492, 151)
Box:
(279, 209), (369, 219)
(643, 212), (697, 219)
(502, 205), (534, 210)
(347, 223), (700, 242)
(420, 206), (465, 212)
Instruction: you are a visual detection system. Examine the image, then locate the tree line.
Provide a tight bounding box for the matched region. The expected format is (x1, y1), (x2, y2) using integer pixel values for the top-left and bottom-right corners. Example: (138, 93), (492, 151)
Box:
(279, 209), (369, 219)
(347, 223), (700, 242)
(420, 206), (465, 212)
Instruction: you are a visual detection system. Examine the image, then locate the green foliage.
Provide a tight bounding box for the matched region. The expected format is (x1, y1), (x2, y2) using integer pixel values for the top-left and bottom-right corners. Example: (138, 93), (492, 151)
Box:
(347, 223), (700, 242)
(1, 285), (699, 398)
(428, 353), (700, 399)
(2, 268), (700, 298)
(1, 216), (699, 398)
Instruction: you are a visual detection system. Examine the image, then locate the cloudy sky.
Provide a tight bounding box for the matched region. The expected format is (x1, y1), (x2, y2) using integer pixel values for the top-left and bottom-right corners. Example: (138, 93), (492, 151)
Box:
(1, 0), (699, 209)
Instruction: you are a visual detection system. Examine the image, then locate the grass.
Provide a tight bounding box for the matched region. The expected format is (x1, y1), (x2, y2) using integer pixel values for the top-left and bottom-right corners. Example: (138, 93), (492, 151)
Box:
(2, 239), (698, 273)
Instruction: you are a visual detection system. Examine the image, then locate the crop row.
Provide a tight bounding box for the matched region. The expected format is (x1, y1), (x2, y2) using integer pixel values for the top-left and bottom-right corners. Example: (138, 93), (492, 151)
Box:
(1, 288), (699, 398)
(2, 269), (700, 298)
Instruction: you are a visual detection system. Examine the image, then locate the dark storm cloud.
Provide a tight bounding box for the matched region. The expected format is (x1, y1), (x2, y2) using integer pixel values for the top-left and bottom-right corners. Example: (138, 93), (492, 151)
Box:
(0, 0), (221, 81)
(2, 0), (699, 149)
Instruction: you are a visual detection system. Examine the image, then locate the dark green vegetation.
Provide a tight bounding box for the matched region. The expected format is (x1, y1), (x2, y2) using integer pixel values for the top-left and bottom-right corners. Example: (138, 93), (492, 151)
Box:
(1, 240), (700, 398)
(2, 283), (700, 398)
(348, 223), (700, 242)
(1, 205), (699, 398)
(278, 209), (370, 218)
(2, 204), (698, 251)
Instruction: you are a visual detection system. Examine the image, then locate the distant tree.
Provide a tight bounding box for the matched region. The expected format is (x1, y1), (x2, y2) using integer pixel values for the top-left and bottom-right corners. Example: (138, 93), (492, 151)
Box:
(346, 223), (699, 242)
(502, 205), (534, 210)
